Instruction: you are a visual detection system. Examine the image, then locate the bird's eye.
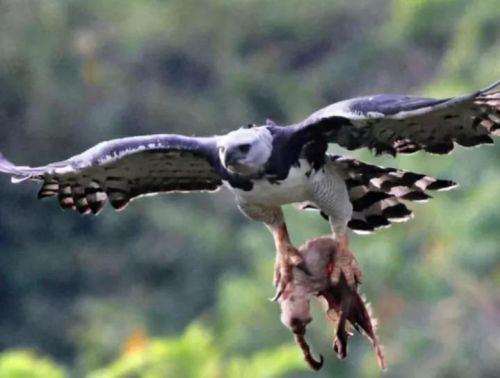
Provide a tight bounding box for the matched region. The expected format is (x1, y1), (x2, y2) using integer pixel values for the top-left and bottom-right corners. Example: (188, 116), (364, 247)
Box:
(238, 144), (251, 153)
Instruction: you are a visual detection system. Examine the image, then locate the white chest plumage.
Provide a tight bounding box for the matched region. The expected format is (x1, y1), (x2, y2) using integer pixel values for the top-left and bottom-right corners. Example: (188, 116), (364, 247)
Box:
(225, 158), (353, 231)
(227, 159), (314, 206)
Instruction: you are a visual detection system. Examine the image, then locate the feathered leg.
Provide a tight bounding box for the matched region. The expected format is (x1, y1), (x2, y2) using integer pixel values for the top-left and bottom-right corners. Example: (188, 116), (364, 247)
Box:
(268, 222), (309, 299)
(308, 162), (362, 287)
(237, 203), (307, 299)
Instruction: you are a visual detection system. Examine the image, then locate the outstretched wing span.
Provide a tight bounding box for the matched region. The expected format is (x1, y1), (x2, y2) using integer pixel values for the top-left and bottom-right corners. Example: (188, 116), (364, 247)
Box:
(0, 135), (222, 214)
(294, 80), (500, 155)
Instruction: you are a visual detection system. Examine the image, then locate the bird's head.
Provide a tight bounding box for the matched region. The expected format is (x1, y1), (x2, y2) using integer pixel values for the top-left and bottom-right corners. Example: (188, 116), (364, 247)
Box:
(217, 126), (273, 176)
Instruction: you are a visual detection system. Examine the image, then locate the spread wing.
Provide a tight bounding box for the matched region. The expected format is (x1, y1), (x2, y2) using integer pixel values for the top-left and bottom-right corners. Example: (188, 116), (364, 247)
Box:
(0, 134), (223, 214)
(293, 80), (500, 155)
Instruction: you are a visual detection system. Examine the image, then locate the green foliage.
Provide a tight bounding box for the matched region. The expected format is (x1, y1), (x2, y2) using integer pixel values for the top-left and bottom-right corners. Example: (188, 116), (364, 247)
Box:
(0, 0), (499, 377)
(0, 351), (66, 378)
(224, 344), (306, 378)
(88, 324), (220, 378)
(88, 324), (305, 378)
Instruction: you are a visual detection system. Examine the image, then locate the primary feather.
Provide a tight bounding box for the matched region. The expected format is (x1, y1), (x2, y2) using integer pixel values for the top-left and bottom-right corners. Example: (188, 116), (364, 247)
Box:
(295, 80), (500, 155)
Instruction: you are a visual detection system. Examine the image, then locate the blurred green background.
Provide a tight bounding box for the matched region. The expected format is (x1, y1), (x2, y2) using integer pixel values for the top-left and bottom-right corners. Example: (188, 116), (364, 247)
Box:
(0, 0), (499, 377)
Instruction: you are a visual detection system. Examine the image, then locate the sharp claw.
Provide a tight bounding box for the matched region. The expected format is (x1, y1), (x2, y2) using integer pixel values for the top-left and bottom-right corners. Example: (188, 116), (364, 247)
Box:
(294, 333), (324, 371)
(295, 260), (312, 276)
(270, 288), (283, 302)
(313, 354), (325, 370)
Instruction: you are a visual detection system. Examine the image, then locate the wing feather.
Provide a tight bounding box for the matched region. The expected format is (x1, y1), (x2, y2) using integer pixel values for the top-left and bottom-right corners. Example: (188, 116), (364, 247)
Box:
(294, 80), (500, 155)
(0, 134), (223, 214)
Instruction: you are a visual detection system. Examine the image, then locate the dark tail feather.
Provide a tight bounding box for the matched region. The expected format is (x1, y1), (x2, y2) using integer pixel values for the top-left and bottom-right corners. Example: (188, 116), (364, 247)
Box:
(330, 155), (457, 234)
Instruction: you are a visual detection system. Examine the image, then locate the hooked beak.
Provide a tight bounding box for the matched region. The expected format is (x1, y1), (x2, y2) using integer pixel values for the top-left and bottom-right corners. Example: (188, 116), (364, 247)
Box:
(223, 146), (241, 169)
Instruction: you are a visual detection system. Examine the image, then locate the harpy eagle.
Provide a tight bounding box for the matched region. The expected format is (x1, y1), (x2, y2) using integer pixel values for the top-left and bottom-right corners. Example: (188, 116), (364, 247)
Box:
(1, 81), (500, 298)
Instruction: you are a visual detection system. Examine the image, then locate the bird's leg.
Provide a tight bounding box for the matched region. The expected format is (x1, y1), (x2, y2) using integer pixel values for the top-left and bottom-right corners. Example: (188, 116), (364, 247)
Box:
(269, 222), (308, 300)
(237, 203), (309, 300)
(328, 230), (362, 288)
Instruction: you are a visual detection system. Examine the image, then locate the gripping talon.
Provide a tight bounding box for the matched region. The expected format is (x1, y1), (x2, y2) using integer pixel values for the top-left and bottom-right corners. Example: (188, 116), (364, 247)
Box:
(270, 288), (283, 302)
(294, 333), (324, 371)
(330, 233), (362, 288)
(295, 260), (312, 276)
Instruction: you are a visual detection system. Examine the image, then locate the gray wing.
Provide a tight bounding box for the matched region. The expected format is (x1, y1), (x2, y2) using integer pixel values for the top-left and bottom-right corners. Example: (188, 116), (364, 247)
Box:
(294, 80), (500, 155)
(0, 134), (223, 214)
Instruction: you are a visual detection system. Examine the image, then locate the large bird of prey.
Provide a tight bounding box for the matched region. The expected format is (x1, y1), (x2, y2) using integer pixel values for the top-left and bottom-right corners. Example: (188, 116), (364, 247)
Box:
(1, 81), (500, 298)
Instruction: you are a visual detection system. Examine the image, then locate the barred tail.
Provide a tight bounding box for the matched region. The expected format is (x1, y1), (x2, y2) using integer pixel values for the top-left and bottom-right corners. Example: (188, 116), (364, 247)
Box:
(330, 155), (457, 234)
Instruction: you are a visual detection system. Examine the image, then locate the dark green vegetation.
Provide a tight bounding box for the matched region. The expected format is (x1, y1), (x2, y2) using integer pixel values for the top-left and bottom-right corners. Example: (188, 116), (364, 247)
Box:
(0, 1), (499, 377)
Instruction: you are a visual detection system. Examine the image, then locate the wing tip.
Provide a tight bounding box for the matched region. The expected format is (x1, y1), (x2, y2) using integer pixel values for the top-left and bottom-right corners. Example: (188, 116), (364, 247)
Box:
(479, 79), (500, 94)
(0, 153), (29, 182)
(0, 152), (13, 170)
